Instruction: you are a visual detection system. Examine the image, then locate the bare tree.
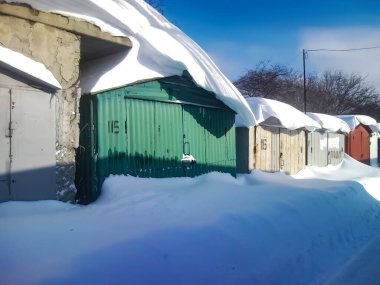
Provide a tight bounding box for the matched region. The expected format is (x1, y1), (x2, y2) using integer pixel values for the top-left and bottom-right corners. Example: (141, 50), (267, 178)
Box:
(310, 71), (379, 115)
(234, 61), (380, 120)
(235, 61), (299, 98)
(234, 61), (305, 110)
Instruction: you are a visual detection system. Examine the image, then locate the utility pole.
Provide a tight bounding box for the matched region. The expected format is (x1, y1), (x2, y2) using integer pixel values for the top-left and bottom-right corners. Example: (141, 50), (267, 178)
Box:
(303, 49), (307, 114)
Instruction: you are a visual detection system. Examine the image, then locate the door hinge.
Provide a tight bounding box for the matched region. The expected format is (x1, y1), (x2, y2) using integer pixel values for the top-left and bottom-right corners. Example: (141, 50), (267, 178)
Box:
(5, 121), (15, 138)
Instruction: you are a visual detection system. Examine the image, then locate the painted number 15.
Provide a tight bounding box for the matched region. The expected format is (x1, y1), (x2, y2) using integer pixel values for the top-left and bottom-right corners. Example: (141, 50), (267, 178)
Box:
(108, 120), (119, 134)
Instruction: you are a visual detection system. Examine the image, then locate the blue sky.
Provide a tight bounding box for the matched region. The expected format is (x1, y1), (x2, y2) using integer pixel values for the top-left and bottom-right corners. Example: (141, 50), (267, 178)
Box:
(163, 0), (380, 90)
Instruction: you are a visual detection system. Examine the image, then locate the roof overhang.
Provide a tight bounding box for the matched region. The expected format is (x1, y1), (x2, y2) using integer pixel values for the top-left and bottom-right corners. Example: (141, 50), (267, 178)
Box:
(0, 2), (132, 62)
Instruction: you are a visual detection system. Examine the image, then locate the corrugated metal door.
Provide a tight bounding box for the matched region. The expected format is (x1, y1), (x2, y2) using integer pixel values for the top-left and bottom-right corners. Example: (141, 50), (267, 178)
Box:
(10, 89), (56, 200)
(298, 130), (306, 171)
(127, 99), (155, 177)
(96, 93), (128, 181)
(205, 108), (226, 172)
(255, 125), (280, 172)
(327, 133), (345, 165)
(348, 125), (370, 164)
(182, 105), (206, 176)
(280, 129), (305, 174)
(280, 129), (291, 173)
(0, 88), (10, 202)
(370, 135), (379, 167)
(154, 102), (183, 177)
(204, 107), (236, 175)
(76, 93), (237, 203)
(307, 132), (328, 166)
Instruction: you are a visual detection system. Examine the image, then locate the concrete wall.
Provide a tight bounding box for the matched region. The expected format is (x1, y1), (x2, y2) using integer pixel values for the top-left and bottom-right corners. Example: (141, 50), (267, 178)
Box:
(0, 14), (81, 201)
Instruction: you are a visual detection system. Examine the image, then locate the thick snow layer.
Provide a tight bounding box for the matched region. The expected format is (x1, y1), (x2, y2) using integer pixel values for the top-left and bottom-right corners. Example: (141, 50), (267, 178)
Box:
(369, 123), (380, 134)
(1, 156), (380, 285)
(307, 112), (350, 134)
(236, 97), (321, 130)
(336, 114), (378, 132)
(295, 154), (380, 201)
(5, 0), (256, 126)
(0, 45), (61, 89)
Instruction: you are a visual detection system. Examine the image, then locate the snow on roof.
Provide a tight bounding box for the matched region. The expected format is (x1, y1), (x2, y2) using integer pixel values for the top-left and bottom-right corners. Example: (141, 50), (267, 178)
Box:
(0, 45), (61, 89)
(5, 0), (256, 126)
(306, 112), (350, 134)
(370, 123), (380, 134)
(236, 97), (321, 131)
(336, 115), (379, 133)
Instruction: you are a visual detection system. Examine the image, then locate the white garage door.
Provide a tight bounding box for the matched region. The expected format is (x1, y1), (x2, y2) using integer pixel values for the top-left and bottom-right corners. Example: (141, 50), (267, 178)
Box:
(0, 82), (56, 201)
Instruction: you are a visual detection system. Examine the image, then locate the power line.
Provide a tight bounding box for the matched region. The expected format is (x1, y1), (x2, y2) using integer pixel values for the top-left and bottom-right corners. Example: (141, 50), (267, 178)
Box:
(302, 44), (380, 113)
(305, 45), (380, 52)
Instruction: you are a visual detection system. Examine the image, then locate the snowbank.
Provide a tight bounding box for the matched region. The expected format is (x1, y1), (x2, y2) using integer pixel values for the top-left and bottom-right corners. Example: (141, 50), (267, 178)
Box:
(295, 154), (380, 201)
(0, 45), (61, 89)
(236, 97), (321, 130)
(1, 156), (380, 285)
(336, 114), (378, 132)
(307, 112), (350, 134)
(5, 0), (256, 126)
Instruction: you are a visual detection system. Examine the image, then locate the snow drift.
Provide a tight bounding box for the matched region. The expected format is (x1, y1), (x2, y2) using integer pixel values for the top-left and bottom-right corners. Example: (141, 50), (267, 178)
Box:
(1, 155), (380, 285)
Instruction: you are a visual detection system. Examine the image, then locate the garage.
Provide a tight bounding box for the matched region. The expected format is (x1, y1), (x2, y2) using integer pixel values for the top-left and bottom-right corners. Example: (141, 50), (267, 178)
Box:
(75, 75), (237, 204)
(0, 69), (57, 201)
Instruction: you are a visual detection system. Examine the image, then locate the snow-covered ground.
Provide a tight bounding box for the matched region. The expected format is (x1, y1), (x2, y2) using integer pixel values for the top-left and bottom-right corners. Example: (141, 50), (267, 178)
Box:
(1, 155), (380, 285)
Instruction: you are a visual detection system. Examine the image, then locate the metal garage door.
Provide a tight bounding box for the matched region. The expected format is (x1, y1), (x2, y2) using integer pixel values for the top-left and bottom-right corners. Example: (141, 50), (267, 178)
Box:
(254, 125), (280, 172)
(307, 132), (328, 167)
(280, 129), (306, 175)
(327, 133), (345, 165)
(370, 134), (379, 167)
(0, 88), (10, 201)
(0, 87), (56, 202)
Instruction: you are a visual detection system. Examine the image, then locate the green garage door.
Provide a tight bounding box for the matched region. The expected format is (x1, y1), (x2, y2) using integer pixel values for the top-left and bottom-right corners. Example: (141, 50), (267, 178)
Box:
(76, 91), (236, 204)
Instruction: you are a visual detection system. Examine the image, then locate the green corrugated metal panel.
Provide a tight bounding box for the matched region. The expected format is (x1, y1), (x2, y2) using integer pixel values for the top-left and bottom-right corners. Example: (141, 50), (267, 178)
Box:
(205, 108), (224, 171)
(127, 99), (155, 177)
(97, 93), (128, 184)
(159, 76), (227, 108)
(154, 102), (183, 177)
(182, 105), (207, 176)
(96, 75), (228, 109)
(76, 76), (237, 204)
(204, 108), (236, 175)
